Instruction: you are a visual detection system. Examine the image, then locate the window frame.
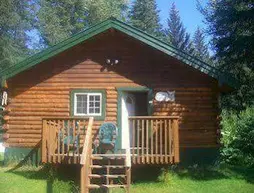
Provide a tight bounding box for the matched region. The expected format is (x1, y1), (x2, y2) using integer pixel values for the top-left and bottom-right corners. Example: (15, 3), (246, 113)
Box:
(70, 89), (106, 120)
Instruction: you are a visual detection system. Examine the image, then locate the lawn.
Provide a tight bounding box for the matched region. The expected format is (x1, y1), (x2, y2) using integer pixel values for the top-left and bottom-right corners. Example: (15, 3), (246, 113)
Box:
(0, 164), (254, 193)
(0, 152), (3, 162)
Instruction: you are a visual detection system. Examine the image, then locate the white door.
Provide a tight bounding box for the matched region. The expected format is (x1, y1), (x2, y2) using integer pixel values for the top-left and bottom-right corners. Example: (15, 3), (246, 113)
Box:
(121, 93), (135, 149)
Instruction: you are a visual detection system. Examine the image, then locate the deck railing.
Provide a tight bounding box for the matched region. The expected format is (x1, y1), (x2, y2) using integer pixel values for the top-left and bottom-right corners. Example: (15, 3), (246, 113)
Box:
(80, 117), (94, 193)
(128, 116), (179, 164)
(41, 117), (90, 164)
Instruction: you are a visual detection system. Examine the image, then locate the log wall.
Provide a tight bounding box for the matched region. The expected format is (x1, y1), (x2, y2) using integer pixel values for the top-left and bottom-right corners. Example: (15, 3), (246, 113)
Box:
(4, 30), (220, 148)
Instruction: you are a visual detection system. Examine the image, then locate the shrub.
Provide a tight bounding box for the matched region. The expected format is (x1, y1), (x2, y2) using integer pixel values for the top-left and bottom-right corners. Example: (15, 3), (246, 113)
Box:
(221, 107), (254, 167)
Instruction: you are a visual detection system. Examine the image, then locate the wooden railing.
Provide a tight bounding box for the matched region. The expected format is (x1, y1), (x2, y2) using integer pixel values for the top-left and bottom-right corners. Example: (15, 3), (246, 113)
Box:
(80, 117), (94, 193)
(128, 116), (179, 164)
(41, 117), (90, 164)
(125, 119), (132, 193)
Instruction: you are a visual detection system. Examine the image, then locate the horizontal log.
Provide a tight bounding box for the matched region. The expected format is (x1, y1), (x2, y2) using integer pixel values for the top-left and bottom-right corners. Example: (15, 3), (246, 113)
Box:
(10, 107), (68, 113)
(8, 125), (41, 129)
(12, 90), (69, 95)
(7, 129), (42, 134)
(8, 120), (42, 125)
(5, 143), (39, 148)
(9, 134), (41, 139)
(10, 103), (68, 108)
(14, 95), (68, 99)
(6, 138), (40, 143)
(11, 99), (69, 103)
(10, 112), (69, 116)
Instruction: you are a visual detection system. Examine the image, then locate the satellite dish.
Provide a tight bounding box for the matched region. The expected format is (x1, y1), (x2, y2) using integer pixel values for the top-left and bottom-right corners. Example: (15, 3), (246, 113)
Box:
(155, 91), (175, 102)
(155, 92), (168, 102)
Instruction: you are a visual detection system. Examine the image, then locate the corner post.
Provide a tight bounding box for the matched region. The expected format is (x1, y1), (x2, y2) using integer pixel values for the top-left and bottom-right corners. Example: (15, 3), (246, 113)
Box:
(42, 119), (47, 163)
(173, 119), (180, 163)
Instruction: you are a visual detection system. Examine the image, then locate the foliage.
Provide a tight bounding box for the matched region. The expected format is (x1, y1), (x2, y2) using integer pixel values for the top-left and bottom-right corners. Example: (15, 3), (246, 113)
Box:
(129, 0), (162, 38)
(221, 107), (254, 167)
(165, 3), (194, 54)
(0, 0), (32, 71)
(35, 0), (88, 47)
(85, 0), (129, 25)
(0, 152), (3, 162)
(193, 27), (211, 63)
(199, 0), (254, 110)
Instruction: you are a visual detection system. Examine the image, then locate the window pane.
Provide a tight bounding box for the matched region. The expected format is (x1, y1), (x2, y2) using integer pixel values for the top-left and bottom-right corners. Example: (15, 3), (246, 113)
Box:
(89, 108), (95, 113)
(89, 95), (94, 101)
(95, 95), (100, 101)
(95, 102), (100, 107)
(95, 108), (100, 113)
(89, 102), (94, 107)
(76, 94), (87, 114)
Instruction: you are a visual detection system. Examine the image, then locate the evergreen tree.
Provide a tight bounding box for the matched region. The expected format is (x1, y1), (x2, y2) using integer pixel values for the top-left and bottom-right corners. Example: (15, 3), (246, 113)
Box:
(0, 0), (31, 71)
(129, 0), (162, 37)
(165, 3), (193, 54)
(85, 0), (128, 25)
(36, 0), (87, 46)
(199, 0), (254, 110)
(193, 27), (210, 62)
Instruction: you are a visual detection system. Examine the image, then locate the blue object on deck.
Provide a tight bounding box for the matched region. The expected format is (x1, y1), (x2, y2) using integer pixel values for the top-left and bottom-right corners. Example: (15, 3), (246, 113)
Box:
(98, 122), (118, 153)
(59, 121), (80, 151)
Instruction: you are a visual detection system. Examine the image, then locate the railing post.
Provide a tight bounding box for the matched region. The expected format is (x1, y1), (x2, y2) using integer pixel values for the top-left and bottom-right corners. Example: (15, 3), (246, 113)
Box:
(80, 117), (94, 193)
(42, 119), (47, 163)
(173, 119), (180, 163)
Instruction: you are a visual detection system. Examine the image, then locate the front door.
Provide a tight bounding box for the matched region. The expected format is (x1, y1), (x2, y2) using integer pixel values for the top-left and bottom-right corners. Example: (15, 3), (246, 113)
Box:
(121, 93), (136, 149)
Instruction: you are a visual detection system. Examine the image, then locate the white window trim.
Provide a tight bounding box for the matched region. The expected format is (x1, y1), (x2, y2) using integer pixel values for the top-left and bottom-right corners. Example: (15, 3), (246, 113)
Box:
(74, 92), (102, 116)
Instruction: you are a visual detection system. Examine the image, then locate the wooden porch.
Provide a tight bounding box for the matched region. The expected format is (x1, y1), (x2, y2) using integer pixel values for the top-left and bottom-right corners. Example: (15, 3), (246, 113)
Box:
(41, 116), (179, 192)
(41, 116), (179, 165)
(41, 116), (180, 165)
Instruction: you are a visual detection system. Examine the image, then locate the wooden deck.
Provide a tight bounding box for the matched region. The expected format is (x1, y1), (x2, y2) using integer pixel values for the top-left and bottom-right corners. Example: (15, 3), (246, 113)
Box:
(41, 116), (179, 165)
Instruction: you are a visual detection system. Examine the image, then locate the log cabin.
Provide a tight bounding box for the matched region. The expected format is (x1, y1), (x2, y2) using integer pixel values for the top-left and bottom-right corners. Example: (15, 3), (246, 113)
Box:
(0, 18), (238, 192)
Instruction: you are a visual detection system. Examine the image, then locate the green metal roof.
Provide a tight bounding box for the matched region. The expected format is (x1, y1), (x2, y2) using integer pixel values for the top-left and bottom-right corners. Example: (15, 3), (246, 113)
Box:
(0, 18), (239, 88)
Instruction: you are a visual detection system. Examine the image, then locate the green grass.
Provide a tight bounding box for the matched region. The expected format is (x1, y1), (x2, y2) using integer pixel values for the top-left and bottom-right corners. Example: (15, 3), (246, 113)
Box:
(0, 152), (4, 162)
(0, 164), (254, 193)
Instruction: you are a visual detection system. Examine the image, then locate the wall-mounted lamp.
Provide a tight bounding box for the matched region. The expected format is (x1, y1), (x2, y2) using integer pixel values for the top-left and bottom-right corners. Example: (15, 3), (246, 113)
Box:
(106, 59), (120, 66)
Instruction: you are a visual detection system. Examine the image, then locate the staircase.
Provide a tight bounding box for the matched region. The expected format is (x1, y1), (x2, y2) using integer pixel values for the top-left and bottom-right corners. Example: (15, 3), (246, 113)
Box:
(87, 154), (131, 192)
(80, 117), (131, 193)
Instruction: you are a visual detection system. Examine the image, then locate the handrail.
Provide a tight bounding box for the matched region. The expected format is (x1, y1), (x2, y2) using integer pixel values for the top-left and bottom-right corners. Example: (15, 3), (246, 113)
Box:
(80, 117), (94, 165)
(129, 116), (179, 119)
(125, 123), (132, 168)
(80, 117), (94, 193)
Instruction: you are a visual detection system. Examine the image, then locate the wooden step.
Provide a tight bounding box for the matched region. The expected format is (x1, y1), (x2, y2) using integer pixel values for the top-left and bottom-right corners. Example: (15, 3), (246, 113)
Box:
(88, 184), (127, 189)
(90, 165), (126, 169)
(89, 174), (126, 178)
(102, 184), (128, 188)
(91, 154), (126, 160)
(88, 184), (100, 189)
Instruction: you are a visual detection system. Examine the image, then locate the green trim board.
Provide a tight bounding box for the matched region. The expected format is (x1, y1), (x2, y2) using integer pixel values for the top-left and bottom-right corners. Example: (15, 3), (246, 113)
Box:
(70, 89), (106, 121)
(0, 18), (238, 88)
(116, 87), (153, 150)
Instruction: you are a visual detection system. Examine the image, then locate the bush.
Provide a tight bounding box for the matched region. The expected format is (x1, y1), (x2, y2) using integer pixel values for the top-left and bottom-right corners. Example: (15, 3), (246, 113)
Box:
(221, 107), (254, 167)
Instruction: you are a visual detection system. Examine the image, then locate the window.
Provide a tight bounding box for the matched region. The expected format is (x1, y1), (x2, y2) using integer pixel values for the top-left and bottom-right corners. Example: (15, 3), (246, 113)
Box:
(71, 90), (106, 119)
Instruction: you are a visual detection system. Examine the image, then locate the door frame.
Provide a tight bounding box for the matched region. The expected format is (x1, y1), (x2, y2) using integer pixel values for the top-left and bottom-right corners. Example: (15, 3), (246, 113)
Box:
(116, 87), (153, 150)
